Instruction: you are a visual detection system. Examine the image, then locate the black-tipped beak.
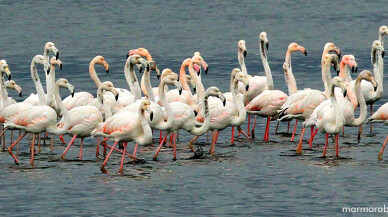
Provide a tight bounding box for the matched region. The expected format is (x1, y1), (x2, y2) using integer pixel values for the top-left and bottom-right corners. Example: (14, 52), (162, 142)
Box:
(7, 75), (11, 81)
(59, 64), (63, 70)
(46, 67), (50, 75)
(245, 85), (249, 91)
(243, 50), (247, 58)
(205, 66), (208, 74)
(337, 52), (341, 59)
(56, 52), (59, 60)
(126, 53), (129, 60)
(223, 99), (226, 107)
(139, 67), (143, 74)
(355, 67), (358, 73)
(19, 91), (22, 97)
(266, 43), (269, 50)
(194, 110), (198, 116)
(193, 87), (196, 93)
(71, 92), (74, 97)
(382, 51), (385, 58)
(337, 70), (340, 76)
(179, 88), (182, 95)
(146, 64), (150, 72)
(374, 85), (378, 92)
(177, 76), (180, 82)
(343, 90), (347, 98)
(351, 66), (355, 73)
(115, 94), (119, 101)
(150, 112), (153, 121)
(156, 74), (160, 80)
(303, 50), (308, 56)
(197, 69), (201, 76)
(106, 69), (109, 74)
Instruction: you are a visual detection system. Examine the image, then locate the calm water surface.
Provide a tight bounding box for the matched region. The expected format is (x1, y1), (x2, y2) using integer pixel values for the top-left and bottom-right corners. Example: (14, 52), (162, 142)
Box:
(0, 1), (388, 216)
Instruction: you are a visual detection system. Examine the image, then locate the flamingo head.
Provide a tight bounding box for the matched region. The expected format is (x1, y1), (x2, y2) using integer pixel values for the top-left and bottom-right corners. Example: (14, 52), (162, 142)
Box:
(259, 32), (269, 57)
(94, 56), (109, 74)
(234, 71), (249, 92)
(33, 55), (50, 75)
(185, 75), (196, 93)
(288, 43), (307, 56)
(57, 78), (74, 98)
(140, 100), (153, 121)
(129, 55), (148, 73)
(0, 60), (11, 81)
(45, 42), (59, 60)
(341, 55), (358, 73)
(205, 87), (226, 107)
(50, 56), (63, 71)
(372, 40), (385, 66)
(379, 26), (388, 37)
(191, 55), (208, 75)
(323, 54), (340, 75)
(160, 68), (176, 80)
(238, 40), (247, 58)
(127, 48), (151, 60)
(148, 61), (160, 79)
(324, 42), (341, 58)
(163, 73), (182, 95)
(331, 77), (347, 97)
(5, 80), (22, 97)
(359, 70), (377, 92)
(98, 81), (119, 104)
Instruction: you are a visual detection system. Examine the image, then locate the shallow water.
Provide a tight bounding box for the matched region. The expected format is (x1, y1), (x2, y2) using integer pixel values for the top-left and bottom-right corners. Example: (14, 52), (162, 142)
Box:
(0, 0), (388, 216)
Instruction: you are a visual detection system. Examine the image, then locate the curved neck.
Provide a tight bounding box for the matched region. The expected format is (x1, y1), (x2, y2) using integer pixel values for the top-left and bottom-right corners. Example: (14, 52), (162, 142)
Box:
(260, 43), (273, 90)
(89, 60), (102, 87)
(231, 80), (246, 125)
(283, 65), (297, 95)
(46, 64), (56, 106)
(373, 53), (384, 98)
(339, 62), (352, 82)
(141, 68), (155, 101)
(321, 49), (329, 68)
(124, 60), (141, 100)
(190, 95), (210, 135)
(188, 61), (205, 101)
(157, 80), (174, 130)
(238, 50), (248, 75)
(352, 77), (367, 126)
(379, 34), (385, 48)
(31, 61), (46, 105)
(98, 88), (112, 119)
(47, 85), (70, 134)
(136, 107), (152, 145)
(0, 72), (9, 108)
(179, 63), (191, 93)
(322, 62), (332, 98)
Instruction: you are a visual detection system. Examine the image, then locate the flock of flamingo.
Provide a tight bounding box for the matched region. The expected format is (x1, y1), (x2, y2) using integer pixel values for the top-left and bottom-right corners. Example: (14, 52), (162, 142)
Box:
(0, 26), (387, 174)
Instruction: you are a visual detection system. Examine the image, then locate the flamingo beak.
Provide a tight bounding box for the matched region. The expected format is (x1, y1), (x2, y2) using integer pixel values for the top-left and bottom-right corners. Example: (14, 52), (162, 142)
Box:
(334, 48), (341, 59)
(59, 63), (63, 70)
(19, 91), (22, 97)
(126, 53), (129, 60)
(47, 67), (50, 75)
(150, 112), (153, 121)
(55, 51), (59, 60)
(179, 88), (182, 95)
(382, 51), (385, 58)
(245, 84), (249, 91)
(343, 90), (347, 98)
(303, 50), (308, 56)
(243, 50), (247, 58)
(193, 86), (196, 93)
(266, 42), (269, 50)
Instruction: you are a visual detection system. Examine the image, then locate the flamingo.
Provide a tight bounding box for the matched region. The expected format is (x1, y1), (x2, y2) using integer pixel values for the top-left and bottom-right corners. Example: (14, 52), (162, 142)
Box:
(23, 42), (59, 106)
(350, 40), (385, 134)
(2, 80), (23, 105)
(313, 77), (347, 157)
(6, 78), (74, 166)
(91, 100), (154, 174)
(378, 25), (388, 48)
(366, 102), (388, 160)
(59, 81), (119, 160)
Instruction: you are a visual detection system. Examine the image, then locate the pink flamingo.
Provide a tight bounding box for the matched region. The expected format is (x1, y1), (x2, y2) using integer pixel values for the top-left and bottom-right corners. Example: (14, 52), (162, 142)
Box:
(366, 102), (388, 160)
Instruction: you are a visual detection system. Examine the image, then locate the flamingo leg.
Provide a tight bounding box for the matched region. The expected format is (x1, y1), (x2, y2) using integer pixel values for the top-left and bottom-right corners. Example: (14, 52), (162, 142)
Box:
(275, 121), (280, 134)
(95, 137), (100, 158)
(378, 135), (388, 160)
(119, 142), (127, 174)
(79, 138), (84, 160)
(10, 130), (13, 145)
(101, 142), (137, 159)
(323, 133), (328, 157)
(168, 133), (174, 147)
(307, 126), (314, 149)
(251, 116), (257, 139)
(335, 134), (339, 157)
(308, 128), (319, 148)
(295, 127), (305, 154)
(7, 132), (27, 164)
(60, 135), (77, 159)
(153, 132), (169, 160)
(37, 134), (41, 153)
(59, 135), (66, 144)
(132, 143), (138, 164)
(231, 127), (235, 144)
(173, 133), (177, 161)
(208, 131), (215, 154)
(207, 131), (209, 142)
(187, 135), (199, 152)
(287, 121), (290, 134)
(342, 126), (345, 136)
(100, 141), (118, 173)
(103, 138), (108, 157)
(50, 134), (54, 152)
(247, 115), (251, 137)
(237, 126), (250, 138)
(358, 125), (363, 142)
(0, 127), (8, 146)
(264, 117), (270, 142)
(291, 120), (298, 141)
(30, 134), (36, 167)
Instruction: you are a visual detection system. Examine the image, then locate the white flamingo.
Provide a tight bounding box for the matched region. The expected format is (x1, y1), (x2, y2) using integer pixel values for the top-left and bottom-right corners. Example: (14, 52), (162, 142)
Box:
(366, 102), (388, 160)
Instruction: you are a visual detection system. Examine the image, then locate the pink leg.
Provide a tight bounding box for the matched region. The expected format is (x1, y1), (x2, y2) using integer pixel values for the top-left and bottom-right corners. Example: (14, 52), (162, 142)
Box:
(168, 133), (174, 147)
(101, 141), (118, 173)
(173, 133), (177, 160)
(247, 115), (251, 137)
(251, 116), (257, 139)
(103, 138), (108, 157)
(307, 126), (314, 149)
(132, 143), (138, 164)
(378, 135), (388, 160)
(264, 117), (270, 142)
(119, 142), (127, 174)
(308, 128), (319, 148)
(59, 135), (66, 144)
(291, 120), (298, 141)
(10, 130), (13, 145)
(37, 134), (41, 153)
(275, 121), (280, 134)
(31, 134), (35, 167)
(335, 134), (339, 157)
(153, 132), (169, 160)
(7, 132), (27, 164)
(237, 127), (250, 138)
(61, 135), (77, 159)
(231, 127), (235, 144)
(323, 133), (328, 157)
(96, 137), (100, 158)
(296, 127), (305, 154)
(79, 138), (84, 160)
